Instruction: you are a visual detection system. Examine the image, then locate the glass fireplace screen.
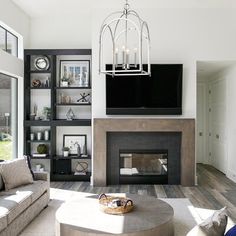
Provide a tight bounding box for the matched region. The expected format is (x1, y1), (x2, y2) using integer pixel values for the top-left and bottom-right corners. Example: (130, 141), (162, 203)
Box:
(120, 151), (168, 176)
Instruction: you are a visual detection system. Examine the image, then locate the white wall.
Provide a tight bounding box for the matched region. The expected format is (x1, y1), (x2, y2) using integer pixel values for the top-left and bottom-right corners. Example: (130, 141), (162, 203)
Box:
(0, 0), (30, 49)
(29, 9), (91, 49)
(0, 0), (30, 157)
(221, 66), (236, 182)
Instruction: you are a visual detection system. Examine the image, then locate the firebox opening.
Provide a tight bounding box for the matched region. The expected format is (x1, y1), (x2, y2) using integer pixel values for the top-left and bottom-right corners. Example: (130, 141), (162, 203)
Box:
(119, 149), (168, 184)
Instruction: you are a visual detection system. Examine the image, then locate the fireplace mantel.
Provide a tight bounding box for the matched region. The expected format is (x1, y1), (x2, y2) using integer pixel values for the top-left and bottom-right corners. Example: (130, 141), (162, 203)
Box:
(93, 118), (195, 186)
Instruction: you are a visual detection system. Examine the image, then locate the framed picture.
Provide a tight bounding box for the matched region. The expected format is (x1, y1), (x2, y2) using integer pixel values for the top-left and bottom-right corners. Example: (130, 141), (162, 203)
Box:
(63, 134), (87, 156)
(60, 60), (90, 87)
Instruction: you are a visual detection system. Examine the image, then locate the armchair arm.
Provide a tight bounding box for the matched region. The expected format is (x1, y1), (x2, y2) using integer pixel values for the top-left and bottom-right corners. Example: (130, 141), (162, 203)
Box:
(33, 171), (50, 182)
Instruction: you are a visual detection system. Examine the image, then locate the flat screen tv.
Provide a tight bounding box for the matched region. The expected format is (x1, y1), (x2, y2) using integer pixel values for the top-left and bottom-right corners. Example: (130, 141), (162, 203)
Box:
(106, 64), (183, 115)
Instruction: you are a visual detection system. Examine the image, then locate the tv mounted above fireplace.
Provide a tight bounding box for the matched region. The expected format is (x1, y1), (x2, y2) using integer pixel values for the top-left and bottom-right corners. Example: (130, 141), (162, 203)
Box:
(106, 64), (183, 115)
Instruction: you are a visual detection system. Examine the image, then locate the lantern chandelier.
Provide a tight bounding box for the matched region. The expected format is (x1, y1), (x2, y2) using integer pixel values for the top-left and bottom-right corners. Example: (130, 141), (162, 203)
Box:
(99, 0), (151, 77)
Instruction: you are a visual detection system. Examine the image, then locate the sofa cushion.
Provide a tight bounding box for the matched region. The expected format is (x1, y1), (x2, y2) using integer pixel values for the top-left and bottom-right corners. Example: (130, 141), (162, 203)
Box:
(0, 159), (33, 190)
(0, 190), (32, 225)
(13, 180), (49, 203)
(0, 207), (8, 232)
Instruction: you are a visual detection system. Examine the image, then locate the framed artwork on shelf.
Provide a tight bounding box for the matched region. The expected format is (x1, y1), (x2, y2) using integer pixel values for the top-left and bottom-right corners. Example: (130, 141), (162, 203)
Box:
(63, 134), (87, 156)
(59, 60), (90, 87)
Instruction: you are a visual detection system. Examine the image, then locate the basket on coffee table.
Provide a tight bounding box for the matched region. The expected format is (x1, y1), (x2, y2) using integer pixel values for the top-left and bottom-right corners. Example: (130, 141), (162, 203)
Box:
(98, 193), (134, 215)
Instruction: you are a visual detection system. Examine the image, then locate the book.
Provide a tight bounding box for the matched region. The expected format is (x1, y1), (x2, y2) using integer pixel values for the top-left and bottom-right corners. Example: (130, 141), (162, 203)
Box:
(74, 172), (86, 175)
(32, 153), (47, 157)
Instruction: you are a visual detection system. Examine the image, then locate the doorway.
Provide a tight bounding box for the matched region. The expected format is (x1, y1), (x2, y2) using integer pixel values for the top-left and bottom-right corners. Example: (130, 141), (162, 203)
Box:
(196, 61), (234, 174)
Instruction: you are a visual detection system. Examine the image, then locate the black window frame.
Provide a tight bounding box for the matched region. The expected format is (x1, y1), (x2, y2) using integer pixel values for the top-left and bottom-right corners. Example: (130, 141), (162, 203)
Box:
(0, 25), (18, 58)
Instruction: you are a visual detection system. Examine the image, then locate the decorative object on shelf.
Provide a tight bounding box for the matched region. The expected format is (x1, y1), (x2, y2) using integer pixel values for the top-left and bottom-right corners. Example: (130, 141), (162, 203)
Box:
(77, 144), (81, 156)
(44, 130), (50, 141)
(30, 133), (35, 141)
(36, 164), (41, 171)
(59, 93), (64, 104)
(60, 60), (90, 87)
(63, 134), (87, 156)
(32, 79), (41, 88)
(82, 142), (87, 155)
(37, 144), (48, 154)
(61, 77), (69, 87)
(34, 55), (50, 71)
(98, 193), (134, 215)
(36, 132), (42, 141)
(66, 108), (75, 120)
(45, 76), (50, 88)
(32, 153), (47, 157)
(99, 0), (150, 77)
(65, 95), (71, 104)
(62, 147), (70, 157)
(32, 104), (40, 120)
(30, 113), (36, 120)
(42, 107), (51, 120)
(77, 93), (91, 104)
(75, 161), (88, 175)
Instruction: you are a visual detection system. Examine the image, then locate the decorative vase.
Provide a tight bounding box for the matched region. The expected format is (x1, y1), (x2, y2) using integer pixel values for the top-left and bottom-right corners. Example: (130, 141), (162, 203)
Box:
(61, 81), (68, 87)
(63, 151), (69, 157)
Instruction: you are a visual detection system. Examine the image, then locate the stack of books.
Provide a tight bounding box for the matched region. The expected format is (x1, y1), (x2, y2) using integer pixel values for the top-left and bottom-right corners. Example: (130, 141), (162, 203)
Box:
(74, 171), (86, 175)
(32, 153), (47, 157)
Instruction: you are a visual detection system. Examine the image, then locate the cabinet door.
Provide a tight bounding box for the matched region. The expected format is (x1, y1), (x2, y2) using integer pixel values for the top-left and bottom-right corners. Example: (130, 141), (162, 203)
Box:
(209, 78), (227, 173)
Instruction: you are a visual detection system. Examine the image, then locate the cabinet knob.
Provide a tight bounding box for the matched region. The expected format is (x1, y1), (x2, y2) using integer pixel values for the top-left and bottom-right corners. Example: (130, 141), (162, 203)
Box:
(199, 132), (203, 136)
(216, 134), (220, 139)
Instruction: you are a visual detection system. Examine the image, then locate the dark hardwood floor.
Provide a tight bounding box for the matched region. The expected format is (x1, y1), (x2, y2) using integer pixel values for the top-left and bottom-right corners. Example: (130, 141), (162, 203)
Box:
(51, 164), (236, 221)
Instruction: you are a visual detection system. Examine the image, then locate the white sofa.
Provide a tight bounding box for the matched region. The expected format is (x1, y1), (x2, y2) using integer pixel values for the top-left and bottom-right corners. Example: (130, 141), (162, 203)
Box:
(0, 172), (50, 236)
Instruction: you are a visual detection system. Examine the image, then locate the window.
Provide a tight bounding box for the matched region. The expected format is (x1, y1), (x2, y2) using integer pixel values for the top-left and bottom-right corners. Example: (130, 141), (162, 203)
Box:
(0, 25), (18, 57)
(0, 73), (18, 160)
(0, 27), (5, 51)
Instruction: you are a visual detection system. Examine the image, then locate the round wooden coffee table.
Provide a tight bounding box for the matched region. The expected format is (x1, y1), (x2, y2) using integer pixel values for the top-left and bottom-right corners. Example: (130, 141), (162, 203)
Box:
(56, 193), (174, 236)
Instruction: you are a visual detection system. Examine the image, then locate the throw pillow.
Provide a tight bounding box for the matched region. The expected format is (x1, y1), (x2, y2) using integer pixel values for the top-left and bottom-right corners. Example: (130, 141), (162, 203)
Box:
(187, 207), (228, 236)
(0, 159), (33, 190)
(225, 225), (236, 236)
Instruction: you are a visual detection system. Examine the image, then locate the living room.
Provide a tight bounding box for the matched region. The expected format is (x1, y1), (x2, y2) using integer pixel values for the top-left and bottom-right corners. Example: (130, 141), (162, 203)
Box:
(0, 0), (236, 235)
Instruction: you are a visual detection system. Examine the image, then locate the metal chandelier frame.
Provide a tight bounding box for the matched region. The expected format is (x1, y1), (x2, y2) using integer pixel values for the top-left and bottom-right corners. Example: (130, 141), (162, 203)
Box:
(99, 0), (151, 77)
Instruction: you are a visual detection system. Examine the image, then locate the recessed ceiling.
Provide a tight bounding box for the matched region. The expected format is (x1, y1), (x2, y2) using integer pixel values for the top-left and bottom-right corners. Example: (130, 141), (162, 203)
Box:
(11, 0), (236, 18)
(197, 61), (236, 79)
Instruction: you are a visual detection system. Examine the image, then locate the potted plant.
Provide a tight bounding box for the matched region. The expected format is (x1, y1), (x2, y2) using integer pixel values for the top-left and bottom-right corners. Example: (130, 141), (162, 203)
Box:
(62, 147), (70, 157)
(61, 77), (69, 87)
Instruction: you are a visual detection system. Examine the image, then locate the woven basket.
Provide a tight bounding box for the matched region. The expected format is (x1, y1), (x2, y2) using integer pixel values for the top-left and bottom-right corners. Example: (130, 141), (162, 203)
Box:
(98, 193), (134, 215)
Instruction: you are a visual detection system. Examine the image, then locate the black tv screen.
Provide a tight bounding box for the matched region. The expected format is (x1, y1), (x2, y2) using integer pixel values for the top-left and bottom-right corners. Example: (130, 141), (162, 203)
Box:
(106, 64), (183, 115)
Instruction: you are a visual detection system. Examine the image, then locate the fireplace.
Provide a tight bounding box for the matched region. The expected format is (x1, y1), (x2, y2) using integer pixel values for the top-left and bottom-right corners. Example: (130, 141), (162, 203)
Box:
(93, 118), (195, 186)
(107, 132), (181, 185)
(119, 150), (168, 184)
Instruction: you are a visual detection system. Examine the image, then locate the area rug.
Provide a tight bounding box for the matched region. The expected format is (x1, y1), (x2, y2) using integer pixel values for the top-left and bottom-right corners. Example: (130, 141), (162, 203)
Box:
(19, 188), (204, 236)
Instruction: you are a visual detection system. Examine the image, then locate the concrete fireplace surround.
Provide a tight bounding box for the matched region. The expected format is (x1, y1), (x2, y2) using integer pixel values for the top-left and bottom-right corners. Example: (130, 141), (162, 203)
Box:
(93, 118), (195, 186)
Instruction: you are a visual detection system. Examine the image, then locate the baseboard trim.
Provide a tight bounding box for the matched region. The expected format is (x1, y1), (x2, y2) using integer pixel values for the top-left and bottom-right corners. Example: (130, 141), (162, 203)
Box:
(227, 170), (236, 183)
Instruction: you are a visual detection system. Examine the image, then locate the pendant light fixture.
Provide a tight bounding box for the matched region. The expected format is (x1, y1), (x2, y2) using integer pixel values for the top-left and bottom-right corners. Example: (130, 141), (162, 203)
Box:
(99, 0), (151, 77)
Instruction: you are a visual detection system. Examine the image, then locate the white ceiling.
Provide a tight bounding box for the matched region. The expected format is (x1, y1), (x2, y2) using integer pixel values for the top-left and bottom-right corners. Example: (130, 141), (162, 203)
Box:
(11, 0), (236, 18)
(197, 61), (236, 79)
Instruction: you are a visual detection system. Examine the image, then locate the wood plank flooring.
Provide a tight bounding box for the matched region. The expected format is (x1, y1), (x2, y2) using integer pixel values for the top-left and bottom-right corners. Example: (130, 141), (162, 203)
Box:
(51, 164), (236, 221)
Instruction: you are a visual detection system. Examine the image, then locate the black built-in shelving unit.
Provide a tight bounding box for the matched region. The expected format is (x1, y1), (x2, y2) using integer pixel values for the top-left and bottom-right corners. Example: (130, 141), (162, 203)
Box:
(24, 49), (92, 181)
